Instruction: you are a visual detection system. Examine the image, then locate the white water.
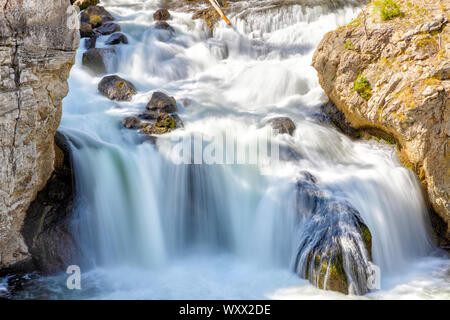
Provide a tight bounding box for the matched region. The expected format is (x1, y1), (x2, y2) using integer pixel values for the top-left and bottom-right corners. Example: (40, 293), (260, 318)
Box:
(5, 0), (450, 299)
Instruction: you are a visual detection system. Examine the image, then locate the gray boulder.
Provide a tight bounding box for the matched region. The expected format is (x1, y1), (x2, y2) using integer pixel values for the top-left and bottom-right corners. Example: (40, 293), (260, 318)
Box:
(98, 75), (137, 101)
(105, 33), (129, 45)
(146, 91), (178, 113)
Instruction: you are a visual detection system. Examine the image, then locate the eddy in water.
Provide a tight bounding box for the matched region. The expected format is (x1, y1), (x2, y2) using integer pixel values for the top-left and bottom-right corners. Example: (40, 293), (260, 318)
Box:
(0, 0), (448, 300)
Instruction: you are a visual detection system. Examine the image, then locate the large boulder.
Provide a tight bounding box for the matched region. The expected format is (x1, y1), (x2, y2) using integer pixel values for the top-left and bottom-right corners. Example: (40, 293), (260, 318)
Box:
(82, 48), (115, 75)
(0, 0), (78, 271)
(312, 0), (449, 243)
(146, 91), (178, 113)
(98, 75), (137, 101)
(292, 172), (373, 295)
(153, 8), (171, 21)
(74, 0), (100, 11)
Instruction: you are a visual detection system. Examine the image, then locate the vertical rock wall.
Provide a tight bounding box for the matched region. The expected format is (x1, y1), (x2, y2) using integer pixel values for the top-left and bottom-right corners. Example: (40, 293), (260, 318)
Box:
(0, 0), (78, 269)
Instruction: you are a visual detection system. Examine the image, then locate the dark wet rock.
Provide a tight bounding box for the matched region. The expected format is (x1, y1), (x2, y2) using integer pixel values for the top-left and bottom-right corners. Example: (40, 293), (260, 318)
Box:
(172, 114), (184, 129)
(95, 22), (121, 35)
(155, 21), (175, 33)
(82, 47), (115, 75)
(80, 22), (94, 38)
(80, 5), (114, 26)
(269, 117), (296, 136)
(98, 75), (137, 101)
(153, 8), (171, 21)
(122, 117), (141, 129)
(292, 176), (373, 295)
(139, 110), (159, 120)
(84, 35), (98, 49)
(74, 0), (99, 11)
(278, 145), (302, 162)
(146, 91), (178, 113)
(21, 132), (80, 275)
(105, 32), (129, 45)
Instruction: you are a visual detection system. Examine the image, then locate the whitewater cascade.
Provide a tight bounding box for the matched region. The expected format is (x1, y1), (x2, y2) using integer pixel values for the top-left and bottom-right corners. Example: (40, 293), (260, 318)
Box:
(3, 0), (449, 299)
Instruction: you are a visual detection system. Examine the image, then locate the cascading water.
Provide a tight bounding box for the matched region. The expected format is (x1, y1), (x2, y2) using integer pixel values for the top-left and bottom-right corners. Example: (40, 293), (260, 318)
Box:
(3, 0), (449, 299)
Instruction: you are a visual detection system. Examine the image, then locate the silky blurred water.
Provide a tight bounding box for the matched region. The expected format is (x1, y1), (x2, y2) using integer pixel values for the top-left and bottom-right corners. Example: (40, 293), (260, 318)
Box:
(2, 0), (449, 299)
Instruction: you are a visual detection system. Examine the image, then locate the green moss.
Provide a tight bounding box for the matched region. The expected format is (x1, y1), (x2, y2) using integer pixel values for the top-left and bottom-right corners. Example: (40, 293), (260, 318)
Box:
(344, 40), (356, 50)
(360, 223), (373, 260)
(353, 74), (372, 100)
(373, 0), (403, 21)
(89, 14), (103, 26)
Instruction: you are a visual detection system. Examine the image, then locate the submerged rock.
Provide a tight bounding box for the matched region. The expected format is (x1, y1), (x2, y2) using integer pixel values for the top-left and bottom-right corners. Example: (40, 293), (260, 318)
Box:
(293, 174), (373, 295)
(84, 35), (98, 49)
(98, 75), (137, 101)
(269, 117), (296, 136)
(105, 32), (129, 45)
(155, 21), (175, 33)
(122, 117), (141, 129)
(146, 91), (178, 113)
(82, 47), (115, 75)
(153, 8), (171, 21)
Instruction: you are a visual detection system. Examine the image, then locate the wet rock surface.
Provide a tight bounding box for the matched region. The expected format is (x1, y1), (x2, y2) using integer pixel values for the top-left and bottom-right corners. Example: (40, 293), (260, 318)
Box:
(105, 33), (129, 45)
(82, 48), (115, 75)
(98, 75), (137, 101)
(147, 91), (178, 114)
(21, 133), (79, 275)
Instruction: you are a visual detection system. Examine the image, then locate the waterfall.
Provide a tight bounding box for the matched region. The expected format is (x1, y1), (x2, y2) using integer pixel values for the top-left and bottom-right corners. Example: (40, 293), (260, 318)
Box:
(4, 0), (448, 299)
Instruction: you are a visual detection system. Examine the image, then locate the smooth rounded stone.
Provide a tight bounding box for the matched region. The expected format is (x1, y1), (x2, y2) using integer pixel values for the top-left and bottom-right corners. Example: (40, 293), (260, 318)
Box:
(98, 75), (137, 101)
(269, 117), (296, 136)
(153, 8), (171, 21)
(154, 21), (175, 33)
(80, 5), (114, 25)
(82, 47), (115, 75)
(122, 117), (141, 129)
(74, 0), (99, 11)
(95, 22), (121, 35)
(80, 22), (94, 38)
(146, 91), (178, 113)
(105, 32), (128, 45)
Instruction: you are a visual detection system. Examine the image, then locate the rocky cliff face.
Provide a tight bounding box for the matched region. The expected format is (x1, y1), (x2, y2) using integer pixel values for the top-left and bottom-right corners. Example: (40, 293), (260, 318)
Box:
(313, 0), (449, 243)
(0, 0), (78, 269)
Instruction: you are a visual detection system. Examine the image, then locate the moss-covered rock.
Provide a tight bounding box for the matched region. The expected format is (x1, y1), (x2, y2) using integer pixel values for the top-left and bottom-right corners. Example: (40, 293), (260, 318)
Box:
(293, 174), (373, 295)
(98, 75), (136, 101)
(74, 0), (99, 11)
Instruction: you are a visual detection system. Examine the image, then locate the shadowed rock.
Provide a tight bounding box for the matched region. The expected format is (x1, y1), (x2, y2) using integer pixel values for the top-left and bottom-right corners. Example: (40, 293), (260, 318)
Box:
(96, 22), (121, 35)
(82, 48), (115, 75)
(105, 33), (129, 45)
